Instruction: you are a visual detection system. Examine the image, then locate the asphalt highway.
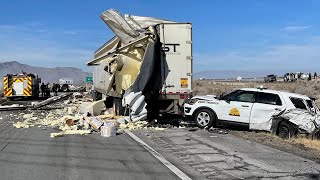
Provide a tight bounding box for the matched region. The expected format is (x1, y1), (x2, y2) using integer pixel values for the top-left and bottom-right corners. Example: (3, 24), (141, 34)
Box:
(1, 109), (320, 180)
(0, 111), (180, 180)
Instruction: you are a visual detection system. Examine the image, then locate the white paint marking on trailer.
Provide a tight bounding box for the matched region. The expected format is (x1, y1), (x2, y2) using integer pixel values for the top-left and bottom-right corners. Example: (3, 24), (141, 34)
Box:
(126, 130), (192, 180)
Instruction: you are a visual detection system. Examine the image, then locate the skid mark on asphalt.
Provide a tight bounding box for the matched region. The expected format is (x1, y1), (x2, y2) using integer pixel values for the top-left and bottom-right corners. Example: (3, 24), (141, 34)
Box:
(126, 130), (192, 180)
(146, 130), (312, 180)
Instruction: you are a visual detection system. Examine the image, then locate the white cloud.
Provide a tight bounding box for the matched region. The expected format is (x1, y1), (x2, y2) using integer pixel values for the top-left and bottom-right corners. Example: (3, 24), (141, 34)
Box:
(283, 26), (311, 31)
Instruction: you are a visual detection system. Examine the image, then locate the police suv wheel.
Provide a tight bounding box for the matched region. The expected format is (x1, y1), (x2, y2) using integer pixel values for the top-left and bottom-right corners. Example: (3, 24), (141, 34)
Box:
(194, 109), (215, 128)
(277, 121), (297, 139)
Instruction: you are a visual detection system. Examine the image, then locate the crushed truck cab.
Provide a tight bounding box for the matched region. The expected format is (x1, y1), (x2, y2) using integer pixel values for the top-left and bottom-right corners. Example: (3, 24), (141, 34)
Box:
(87, 9), (192, 120)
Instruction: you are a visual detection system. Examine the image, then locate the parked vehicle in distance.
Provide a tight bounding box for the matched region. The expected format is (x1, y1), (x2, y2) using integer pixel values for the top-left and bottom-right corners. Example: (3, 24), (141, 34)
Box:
(264, 74), (277, 82)
(300, 73), (310, 80)
(59, 78), (73, 92)
(184, 88), (319, 138)
(3, 73), (41, 99)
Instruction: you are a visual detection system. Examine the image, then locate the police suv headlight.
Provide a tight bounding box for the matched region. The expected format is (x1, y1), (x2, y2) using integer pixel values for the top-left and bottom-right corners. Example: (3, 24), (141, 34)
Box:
(188, 98), (199, 105)
(184, 107), (191, 113)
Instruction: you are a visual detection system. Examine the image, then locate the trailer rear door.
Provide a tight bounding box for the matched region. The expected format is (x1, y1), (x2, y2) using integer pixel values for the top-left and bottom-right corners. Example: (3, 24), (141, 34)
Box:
(159, 23), (192, 95)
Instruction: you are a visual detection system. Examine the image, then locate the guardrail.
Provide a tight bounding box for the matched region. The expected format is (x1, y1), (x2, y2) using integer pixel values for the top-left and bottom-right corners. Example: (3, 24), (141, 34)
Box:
(200, 77), (286, 83)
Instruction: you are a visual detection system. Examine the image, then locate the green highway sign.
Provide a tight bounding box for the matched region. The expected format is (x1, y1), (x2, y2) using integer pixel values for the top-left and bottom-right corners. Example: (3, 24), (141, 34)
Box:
(86, 76), (93, 83)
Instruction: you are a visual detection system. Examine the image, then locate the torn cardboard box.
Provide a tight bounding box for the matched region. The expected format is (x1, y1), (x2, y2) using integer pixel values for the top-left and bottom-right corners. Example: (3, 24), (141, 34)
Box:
(101, 122), (117, 137)
(88, 117), (103, 129)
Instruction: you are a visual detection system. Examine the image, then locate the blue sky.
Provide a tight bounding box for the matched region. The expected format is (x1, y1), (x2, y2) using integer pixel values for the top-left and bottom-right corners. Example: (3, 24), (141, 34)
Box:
(0, 0), (320, 73)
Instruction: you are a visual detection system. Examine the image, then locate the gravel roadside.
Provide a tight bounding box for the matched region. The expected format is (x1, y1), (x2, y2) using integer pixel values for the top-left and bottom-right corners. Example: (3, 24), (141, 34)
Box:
(230, 130), (320, 163)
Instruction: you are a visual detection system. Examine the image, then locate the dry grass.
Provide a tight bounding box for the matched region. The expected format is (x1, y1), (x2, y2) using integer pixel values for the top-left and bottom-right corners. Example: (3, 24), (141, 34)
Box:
(264, 133), (320, 152)
(193, 81), (236, 96)
(232, 131), (320, 161)
(193, 80), (320, 106)
(289, 137), (320, 151)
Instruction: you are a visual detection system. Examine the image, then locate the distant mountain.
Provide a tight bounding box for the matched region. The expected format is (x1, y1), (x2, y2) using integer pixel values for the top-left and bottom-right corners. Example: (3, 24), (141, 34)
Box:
(194, 70), (273, 79)
(0, 61), (91, 85)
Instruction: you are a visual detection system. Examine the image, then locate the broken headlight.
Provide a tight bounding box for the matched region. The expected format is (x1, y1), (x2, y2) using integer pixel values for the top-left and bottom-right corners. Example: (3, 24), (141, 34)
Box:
(188, 98), (199, 105)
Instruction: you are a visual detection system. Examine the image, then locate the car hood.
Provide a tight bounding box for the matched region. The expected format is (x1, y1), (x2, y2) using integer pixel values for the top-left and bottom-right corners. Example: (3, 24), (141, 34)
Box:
(192, 95), (217, 101)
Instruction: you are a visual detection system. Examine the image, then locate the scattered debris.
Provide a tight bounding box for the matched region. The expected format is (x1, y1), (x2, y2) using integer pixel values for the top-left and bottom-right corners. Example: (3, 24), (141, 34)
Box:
(50, 132), (64, 138)
(13, 122), (30, 129)
(33, 93), (72, 109)
(0, 104), (27, 111)
(64, 99), (72, 105)
(88, 116), (103, 129)
(64, 130), (91, 135)
(79, 100), (104, 116)
(67, 106), (77, 115)
(189, 128), (198, 132)
(208, 127), (229, 134)
(9, 92), (185, 138)
(119, 120), (148, 130)
(73, 92), (83, 99)
(153, 127), (166, 131)
(23, 113), (33, 119)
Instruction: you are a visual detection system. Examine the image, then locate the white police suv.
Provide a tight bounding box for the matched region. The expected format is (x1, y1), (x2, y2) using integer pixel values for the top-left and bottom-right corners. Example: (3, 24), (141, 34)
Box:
(184, 88), (319, 130)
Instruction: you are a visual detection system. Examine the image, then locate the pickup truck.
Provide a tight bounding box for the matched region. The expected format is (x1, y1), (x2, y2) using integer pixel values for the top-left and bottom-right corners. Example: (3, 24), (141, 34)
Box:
(264, 74), (277, 82)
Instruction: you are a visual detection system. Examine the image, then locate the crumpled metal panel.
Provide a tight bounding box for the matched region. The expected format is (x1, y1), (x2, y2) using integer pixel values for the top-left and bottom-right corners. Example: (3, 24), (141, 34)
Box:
(125, 15), (176, 29)
(100, 9), (176, 45)
(277, 109), (319, 133)
(100, 9), (140, 45)
(114, 54), (142, 95)
(94, 37), (120, 59)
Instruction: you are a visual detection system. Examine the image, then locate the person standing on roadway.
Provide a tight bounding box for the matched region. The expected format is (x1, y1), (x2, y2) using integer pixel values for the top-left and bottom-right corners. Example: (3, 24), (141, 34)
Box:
(40, 83), (46, 97)
(52, 83), (58, 96)
(308, 73), (312, 81)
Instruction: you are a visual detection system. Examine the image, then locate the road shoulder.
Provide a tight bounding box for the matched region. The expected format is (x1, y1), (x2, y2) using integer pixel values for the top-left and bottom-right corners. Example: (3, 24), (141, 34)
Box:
(132, 127), (320, 180)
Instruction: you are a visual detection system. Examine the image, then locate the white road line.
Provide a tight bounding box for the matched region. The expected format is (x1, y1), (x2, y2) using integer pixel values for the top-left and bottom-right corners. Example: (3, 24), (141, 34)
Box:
(126, 130), (192, 180)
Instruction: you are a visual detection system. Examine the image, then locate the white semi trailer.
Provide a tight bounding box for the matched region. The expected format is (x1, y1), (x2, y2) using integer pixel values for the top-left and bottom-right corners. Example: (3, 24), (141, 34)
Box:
(87, 9), (192, 120)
